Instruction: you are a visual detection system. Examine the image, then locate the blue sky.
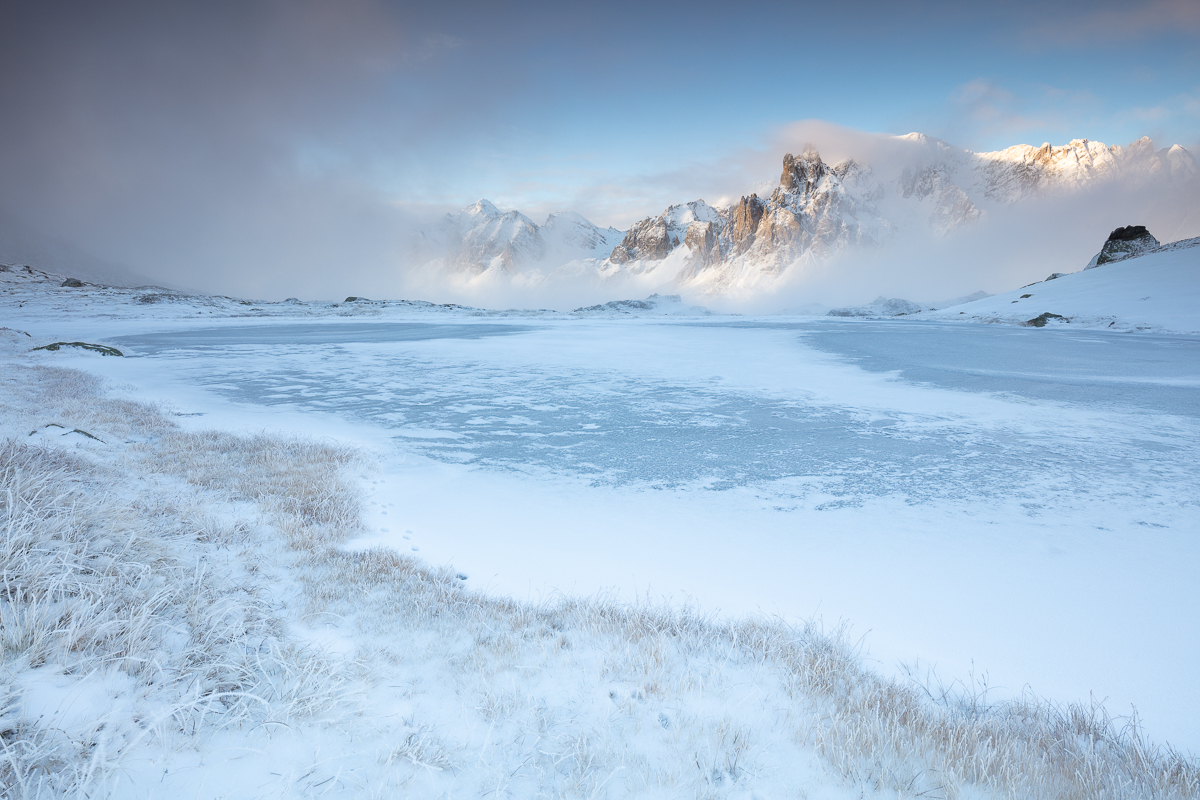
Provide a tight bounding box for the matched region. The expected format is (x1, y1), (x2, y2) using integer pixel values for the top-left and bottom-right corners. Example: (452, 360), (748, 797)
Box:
(1, 0), (1197, 291)
(364, 0), (1200, 221)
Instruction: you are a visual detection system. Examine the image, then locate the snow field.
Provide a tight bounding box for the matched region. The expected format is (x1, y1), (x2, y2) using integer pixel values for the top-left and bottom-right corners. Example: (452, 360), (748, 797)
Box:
(3, 346), (1200, 797)
(928, 238), (1200, 332)
(90, 311), (1199, 748)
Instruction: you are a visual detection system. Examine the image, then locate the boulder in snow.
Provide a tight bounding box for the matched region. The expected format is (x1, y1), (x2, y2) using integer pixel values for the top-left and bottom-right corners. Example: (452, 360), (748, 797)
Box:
(1085, 225), (1160, 269)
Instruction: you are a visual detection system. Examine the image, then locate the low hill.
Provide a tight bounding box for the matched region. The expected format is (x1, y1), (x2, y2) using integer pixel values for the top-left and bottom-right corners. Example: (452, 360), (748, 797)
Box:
(927, 237), (1200, 333)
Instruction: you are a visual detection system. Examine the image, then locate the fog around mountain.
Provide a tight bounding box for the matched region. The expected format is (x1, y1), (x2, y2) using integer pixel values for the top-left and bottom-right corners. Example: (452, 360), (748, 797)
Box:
(1, 3), (1197, 308)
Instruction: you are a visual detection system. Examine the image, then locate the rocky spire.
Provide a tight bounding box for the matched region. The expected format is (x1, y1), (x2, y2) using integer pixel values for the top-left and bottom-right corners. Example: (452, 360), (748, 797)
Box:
(730, 194), (765, 254)
(779, 148), (827, 196)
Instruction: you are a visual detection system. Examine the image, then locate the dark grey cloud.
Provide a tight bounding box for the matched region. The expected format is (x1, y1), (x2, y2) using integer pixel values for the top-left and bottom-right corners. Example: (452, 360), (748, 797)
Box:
(0, 1), (423, 296)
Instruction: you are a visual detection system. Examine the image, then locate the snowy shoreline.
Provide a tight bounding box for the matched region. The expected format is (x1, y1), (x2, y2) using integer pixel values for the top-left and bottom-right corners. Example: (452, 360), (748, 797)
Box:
(4, 259), (1200, 796)
(4, 336), (1198, 798)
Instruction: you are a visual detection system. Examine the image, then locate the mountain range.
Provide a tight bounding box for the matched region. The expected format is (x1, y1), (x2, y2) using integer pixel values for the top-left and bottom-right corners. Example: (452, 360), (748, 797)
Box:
(411, 134), (1197, 295)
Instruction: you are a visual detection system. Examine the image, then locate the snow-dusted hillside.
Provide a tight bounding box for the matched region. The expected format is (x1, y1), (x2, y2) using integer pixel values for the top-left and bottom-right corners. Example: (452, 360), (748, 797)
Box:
(927, 236), (1200, 333)
(411, 134), (1196, 300)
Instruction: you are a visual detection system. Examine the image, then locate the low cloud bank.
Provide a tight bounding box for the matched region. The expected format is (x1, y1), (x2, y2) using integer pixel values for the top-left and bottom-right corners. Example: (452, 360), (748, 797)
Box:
(385, 128), (1200, 313)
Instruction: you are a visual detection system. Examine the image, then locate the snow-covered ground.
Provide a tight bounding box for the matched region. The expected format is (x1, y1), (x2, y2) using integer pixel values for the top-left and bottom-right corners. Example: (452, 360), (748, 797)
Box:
(4, 261), (1198, 754)
(71, 319), (1200, 747)
(4, 250), (1200, 796)
(927, 237), (1200, 332)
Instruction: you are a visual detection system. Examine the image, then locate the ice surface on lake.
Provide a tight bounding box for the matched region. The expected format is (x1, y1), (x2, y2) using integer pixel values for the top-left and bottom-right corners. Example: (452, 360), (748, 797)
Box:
(103, 316), (1200, 750)
(112, 319), (1200, 506)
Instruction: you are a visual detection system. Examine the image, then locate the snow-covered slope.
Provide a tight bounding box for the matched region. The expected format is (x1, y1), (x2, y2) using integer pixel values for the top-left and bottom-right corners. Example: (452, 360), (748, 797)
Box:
(926, 237), (1200, 333)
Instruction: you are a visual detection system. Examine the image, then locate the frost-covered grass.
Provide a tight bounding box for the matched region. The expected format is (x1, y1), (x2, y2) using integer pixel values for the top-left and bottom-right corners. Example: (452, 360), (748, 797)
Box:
(2, 353), (1198, 798)
(1, 366), (355, 797)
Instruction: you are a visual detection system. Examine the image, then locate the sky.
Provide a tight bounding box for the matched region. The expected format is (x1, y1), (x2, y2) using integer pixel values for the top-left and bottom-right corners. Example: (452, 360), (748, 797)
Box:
(1, 0), (1198, 301)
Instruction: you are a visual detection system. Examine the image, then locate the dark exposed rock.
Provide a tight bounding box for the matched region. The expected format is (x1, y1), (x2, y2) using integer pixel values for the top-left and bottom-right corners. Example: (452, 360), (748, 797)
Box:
(684, 221), (720, 267)
(779, 149), (826, 195)
(609, 216), (675, 264)
(1107, 225), (1151, 242)
(61, 277), (84, 287)
(730, 194), (765, 254)
(32, 341), (123, 356)
(607, 150), (884, 278)
(1024, 312), (1065, 327)
(1085, 225), (1160, 269)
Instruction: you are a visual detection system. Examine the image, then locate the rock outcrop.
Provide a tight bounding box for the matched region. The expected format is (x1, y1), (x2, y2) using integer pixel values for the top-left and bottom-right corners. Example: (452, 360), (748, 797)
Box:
(610, 200), (728, 267)
(729, 194), (764, 254)
(1085, 225), (1161, 269)
(610, 216), (675, 264)
(683, 220), (721, 267)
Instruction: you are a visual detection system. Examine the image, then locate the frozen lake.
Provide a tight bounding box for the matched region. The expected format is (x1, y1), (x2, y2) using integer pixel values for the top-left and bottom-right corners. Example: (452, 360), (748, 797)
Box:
(94, 316), (1200, 751)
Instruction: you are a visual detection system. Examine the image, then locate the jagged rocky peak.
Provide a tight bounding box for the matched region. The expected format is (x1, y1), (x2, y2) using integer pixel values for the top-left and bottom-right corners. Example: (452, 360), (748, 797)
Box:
(409, 132), (1194, 293)
(730, 194), (765, 253)
(609, 200), (725, 265)
(610, 216), (674, 264)
(1085, 224), (1161, 269)
(779, 148), (826, 195)
(684, 220), (721, 267)
(775, 148), (864, 200)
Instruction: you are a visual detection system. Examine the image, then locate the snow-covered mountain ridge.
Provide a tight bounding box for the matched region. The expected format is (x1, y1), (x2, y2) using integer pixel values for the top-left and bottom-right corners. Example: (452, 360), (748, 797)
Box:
(414, 199), (623, 276)
(412, 134), (1195, 297)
